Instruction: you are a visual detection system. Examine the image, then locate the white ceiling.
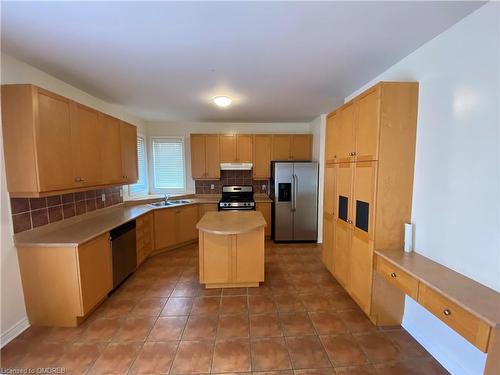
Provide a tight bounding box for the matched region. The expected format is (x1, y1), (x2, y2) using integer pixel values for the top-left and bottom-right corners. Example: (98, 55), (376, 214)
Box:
(1, 1), (484, 123)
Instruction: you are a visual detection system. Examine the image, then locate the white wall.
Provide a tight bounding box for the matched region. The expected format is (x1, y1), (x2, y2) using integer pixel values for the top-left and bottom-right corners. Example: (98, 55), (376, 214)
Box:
(0, 54), (146, 346)
(309, 115), (326, 243)
(346, 3), (500, 374)
(146, 121), (311, 194)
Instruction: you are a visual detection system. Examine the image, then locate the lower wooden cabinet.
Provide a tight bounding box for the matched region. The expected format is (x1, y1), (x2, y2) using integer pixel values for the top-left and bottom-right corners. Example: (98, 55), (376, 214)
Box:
(255, 202), (271, 237)
(154, 205), (199, 251)
(198, 203), (218, 220)
(17, 233), (112, 327)
(136, 212), (154, 266)
(199, 228), (265, 288)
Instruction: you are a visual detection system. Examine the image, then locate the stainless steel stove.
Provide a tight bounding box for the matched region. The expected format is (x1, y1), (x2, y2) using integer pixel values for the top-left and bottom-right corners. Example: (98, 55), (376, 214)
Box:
(218, 185), (255, 211)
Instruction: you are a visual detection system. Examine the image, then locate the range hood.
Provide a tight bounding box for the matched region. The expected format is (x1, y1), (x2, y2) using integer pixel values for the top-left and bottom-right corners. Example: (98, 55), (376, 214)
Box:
(220, 162), (253, 170)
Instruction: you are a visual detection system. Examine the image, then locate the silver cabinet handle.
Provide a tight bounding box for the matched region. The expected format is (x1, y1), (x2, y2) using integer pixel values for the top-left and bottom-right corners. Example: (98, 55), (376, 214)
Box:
(443, 309), (451, 316)
(390, 272), (397, 278)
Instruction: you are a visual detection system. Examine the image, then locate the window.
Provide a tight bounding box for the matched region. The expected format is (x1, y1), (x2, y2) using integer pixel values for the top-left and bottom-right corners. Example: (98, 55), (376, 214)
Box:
(151, 137), (186, 193)
(129, 135), (148, 195)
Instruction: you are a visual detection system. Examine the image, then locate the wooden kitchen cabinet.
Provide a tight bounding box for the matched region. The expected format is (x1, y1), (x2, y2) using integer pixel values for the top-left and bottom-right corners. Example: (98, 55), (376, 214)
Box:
(322, 164), (336, 273)
(271, 134), (312, 161)
(190, 134), (220, 179)
(120, 121), (138, 183)
(17, 233), (112, 326)
(178, 205), (199, 243)
(154, 205), (199, 251)
(100, 114), (123, 184)
(220, 134), (253, 163)
(70, 103), (103, 187)
(253, 135), (272, 179)
(198, 203), (218, 219)
(322, 81), (419, 324)
(220, 134), (237, 163)
(137, 212), (154, 266)
(256, 202), (271, 237)
(291, 134), (312, 161)
(272, 135), (292, 161)
(1, 84), (139, 196)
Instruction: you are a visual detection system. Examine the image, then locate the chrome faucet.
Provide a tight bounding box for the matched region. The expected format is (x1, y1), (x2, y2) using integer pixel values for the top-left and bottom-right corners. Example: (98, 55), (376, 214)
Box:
(164, 194), (170, 203)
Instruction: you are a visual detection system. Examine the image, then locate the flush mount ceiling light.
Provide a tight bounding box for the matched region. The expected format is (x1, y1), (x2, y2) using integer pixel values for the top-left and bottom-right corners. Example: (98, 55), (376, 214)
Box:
(213, 96), (232, 108)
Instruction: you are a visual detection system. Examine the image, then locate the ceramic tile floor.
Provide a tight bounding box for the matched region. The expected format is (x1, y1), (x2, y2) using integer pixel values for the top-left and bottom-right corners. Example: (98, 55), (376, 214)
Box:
(0, 242), (449, 375)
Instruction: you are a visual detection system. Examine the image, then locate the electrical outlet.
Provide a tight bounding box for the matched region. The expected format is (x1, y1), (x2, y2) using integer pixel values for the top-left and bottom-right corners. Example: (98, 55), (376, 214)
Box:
(210, 184), (215, 190)
(261, 184), (267, 191)
(119, 189), (123, 197)
(101, 193), (106, 202)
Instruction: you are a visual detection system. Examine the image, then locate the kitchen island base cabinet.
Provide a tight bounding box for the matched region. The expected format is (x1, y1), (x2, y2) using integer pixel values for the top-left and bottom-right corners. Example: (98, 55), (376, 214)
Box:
(199, 228), (265, 288)
(197, 211), (266, 289)
(16, 233), (112, 327)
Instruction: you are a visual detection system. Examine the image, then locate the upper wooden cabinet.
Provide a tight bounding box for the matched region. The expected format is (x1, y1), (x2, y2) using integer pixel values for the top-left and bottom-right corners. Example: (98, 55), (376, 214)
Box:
(120, 121), (138, 183)
(253, 135), (272, 179)
(190, 134), (220, 179)
(272, 134), (312, 161)
(70, 103), (102, 187)
(1, 84), (138, 196)
(220, 134), (253, 163)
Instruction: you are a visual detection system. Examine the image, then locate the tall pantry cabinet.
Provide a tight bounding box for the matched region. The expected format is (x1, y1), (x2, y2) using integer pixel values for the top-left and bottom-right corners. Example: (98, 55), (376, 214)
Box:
(322, 82), (419, 321)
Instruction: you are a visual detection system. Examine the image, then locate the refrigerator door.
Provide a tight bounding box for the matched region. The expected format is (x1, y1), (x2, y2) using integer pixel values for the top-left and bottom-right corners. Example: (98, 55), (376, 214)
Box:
(274, 162), (294, 241)
(293, 162), (318, 241)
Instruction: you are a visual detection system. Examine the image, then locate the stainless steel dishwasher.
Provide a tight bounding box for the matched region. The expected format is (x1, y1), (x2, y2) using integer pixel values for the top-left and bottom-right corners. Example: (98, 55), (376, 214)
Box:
(110, 220), (137, 288)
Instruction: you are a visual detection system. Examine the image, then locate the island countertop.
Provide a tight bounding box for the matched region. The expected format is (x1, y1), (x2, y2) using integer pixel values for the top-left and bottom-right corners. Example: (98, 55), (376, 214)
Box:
(197, 211), (266, 235)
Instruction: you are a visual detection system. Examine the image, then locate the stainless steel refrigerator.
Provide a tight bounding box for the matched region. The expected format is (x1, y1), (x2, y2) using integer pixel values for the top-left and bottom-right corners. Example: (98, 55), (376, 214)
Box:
(270, 161), (318, 242)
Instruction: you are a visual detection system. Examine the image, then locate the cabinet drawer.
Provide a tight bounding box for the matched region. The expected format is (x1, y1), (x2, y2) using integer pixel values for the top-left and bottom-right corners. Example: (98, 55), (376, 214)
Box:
(376, 256), (419, 299)
(418, 284), (491, 352)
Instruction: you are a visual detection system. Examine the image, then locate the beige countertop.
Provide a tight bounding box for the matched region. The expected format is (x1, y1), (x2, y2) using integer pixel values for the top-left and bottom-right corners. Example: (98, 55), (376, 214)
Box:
(376, 249), (500, 328)
(14, 194), (273, 248)
(197, 211), (266, 235)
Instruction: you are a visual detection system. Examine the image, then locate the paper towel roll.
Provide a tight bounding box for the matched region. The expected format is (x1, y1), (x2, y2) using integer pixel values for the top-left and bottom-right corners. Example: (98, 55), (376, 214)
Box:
(404, 223), (413, 253)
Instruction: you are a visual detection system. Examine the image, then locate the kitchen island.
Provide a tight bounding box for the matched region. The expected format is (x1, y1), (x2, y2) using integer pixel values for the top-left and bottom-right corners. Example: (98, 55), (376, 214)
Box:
(197, 211), (266, 288)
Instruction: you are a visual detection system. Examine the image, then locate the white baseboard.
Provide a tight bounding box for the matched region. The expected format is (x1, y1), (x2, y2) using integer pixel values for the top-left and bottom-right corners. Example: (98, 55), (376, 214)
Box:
(0, 317), (29, 348)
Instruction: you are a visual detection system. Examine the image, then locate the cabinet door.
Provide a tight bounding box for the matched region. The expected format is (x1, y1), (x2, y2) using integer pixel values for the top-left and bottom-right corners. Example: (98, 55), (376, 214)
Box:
(272, 135), (292, 160)
(323, 164), (336, 217)
(120, 122), (138, 183)
(336, 103), (356, 162)
(291, 135), (312, 161)
(77, 234), (112, 315)
(237, 134), (253, 162)
(35, 89), (75, 191)
(198, 203), (218, 220)
(325, 113), (339, 163)
(235, 229), (264, 282)
(70, 103), (102, 186)
(253, 135), (272, 179)
(256, 202), (271, 237)
(355, 88), (380, 161)
(349, 161), (377, 314)
(191, 134), (206, 179)
(322, 214), (335, 274)
(205, 135), (220, 179)
(333, 163), (353, 287)
(220, 135), (237, 163)
(154, 209), (177, 250)
(100, 114), (123, 184)
(178, 205), (199, 243)
(202, 233), (232, 284)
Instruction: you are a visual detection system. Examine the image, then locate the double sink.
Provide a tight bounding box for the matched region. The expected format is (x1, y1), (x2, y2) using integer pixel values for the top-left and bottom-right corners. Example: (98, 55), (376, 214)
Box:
(150, 199), (192, 208)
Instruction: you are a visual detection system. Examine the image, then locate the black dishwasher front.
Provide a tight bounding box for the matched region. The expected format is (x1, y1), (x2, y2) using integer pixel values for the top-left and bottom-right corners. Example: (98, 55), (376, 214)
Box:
(110, 220), (136, 288)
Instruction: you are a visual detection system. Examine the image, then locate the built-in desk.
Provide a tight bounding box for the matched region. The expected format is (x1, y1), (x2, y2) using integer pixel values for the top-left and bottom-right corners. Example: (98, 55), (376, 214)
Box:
(374, 250), (500, 375)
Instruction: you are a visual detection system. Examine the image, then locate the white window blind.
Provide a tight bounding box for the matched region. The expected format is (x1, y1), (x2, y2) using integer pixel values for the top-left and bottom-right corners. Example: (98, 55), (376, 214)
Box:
(129, 136), (148, 195)
(152, 137), (185, 192)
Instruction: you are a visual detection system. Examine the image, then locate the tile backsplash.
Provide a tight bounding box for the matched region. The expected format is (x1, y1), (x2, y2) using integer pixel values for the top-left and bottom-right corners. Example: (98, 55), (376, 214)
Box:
(195, 170), (269, 195)
(10, 186), (123, 233)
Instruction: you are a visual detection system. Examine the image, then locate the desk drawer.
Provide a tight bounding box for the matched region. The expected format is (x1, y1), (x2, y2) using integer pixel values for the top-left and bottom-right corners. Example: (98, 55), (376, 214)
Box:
(418, 283), (491, 352)
(376, 256), (419, 299)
